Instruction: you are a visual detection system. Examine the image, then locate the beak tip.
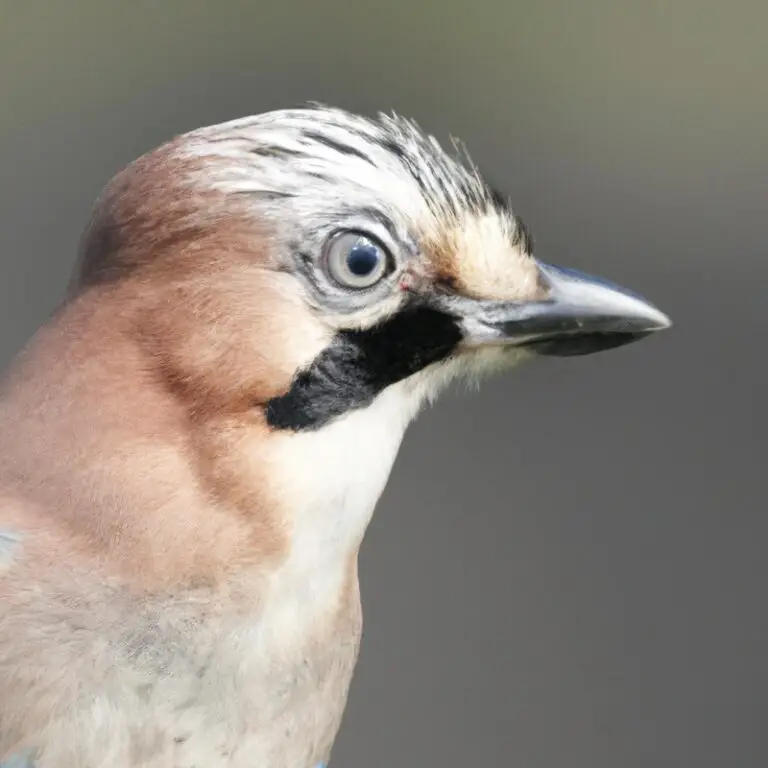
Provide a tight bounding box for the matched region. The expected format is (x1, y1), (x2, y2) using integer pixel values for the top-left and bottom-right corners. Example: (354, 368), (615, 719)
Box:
(640, 305), (673, 333)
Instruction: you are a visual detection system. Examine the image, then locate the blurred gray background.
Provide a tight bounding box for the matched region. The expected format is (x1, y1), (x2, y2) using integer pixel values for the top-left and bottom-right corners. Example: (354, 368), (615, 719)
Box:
(0, 1), (765, 766)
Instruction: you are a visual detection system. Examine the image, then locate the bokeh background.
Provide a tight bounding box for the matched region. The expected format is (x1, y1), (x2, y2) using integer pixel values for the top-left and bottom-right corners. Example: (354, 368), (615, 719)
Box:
(1, 2), (765, 766)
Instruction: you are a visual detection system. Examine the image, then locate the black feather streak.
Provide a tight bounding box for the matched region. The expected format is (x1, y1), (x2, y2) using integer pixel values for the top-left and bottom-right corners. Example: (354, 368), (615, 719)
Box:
(265, 306), (462, 431)
(511, 214), (534, 255)
(302, 130), (374, 164)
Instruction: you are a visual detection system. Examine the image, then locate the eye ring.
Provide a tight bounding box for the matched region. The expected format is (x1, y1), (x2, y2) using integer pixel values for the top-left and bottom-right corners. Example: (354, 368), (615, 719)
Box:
(323, 230), (391, 290)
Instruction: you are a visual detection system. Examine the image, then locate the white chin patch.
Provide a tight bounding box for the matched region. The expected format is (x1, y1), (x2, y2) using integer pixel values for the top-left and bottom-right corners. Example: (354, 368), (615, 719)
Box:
(402, 344), (533, 408)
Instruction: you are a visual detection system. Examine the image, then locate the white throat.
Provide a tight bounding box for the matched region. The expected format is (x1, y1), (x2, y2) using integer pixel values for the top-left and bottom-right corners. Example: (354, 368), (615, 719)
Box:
(265, 348), (513, 595)
(254, 379), (426, 647)
(270, 380), (422, 568)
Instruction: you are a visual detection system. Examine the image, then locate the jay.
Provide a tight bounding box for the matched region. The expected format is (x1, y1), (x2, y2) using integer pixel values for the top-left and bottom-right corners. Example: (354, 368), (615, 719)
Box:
(0, 105), (670, 767)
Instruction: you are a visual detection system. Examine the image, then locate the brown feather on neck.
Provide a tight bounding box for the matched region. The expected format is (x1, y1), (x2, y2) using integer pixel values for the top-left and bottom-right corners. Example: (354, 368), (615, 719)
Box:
(0, 144), (330, 593)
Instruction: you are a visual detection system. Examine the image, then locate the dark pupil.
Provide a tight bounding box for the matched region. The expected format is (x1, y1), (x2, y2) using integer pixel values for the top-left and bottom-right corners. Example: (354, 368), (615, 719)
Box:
(346, 242), (380, 277)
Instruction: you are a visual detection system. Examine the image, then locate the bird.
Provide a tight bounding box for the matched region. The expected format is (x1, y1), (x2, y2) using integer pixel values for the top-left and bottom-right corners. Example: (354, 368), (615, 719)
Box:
(0, 104), (670, 768)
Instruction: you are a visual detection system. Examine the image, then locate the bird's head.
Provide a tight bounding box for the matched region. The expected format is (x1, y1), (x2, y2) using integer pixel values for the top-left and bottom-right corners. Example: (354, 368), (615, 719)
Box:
(59, 106), (673, 574)
(71, 105), (670, 438)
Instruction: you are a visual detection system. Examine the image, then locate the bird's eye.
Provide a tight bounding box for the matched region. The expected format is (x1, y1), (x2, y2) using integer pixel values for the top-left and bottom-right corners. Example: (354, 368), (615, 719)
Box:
(324, 231), (390, 289)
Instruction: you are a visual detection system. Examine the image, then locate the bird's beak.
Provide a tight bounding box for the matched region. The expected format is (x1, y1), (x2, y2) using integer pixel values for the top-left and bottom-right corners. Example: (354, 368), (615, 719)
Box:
(438, 261), (671, 356)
